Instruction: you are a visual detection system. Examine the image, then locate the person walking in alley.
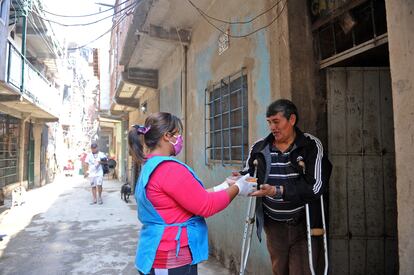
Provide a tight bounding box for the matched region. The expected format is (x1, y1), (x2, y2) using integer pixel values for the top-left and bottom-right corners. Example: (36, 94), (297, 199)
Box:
(241, 99), (332, 275)
(128, 112), (256, 275)
(84, 143), (107, 204)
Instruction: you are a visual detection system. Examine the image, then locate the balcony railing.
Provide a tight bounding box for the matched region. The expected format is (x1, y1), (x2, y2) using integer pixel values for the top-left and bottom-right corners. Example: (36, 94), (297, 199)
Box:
(6, 40), (60, 118)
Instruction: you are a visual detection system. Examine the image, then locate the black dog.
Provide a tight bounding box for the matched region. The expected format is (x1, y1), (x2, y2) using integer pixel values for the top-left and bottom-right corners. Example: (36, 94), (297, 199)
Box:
(121, 183), (132, 203)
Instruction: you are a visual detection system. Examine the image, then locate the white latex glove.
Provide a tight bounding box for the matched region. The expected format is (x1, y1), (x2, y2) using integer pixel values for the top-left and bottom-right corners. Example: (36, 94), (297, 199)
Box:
(213, 176), (241, 192)
(235, 174), (257, 196)
(213, 181), (229, 192)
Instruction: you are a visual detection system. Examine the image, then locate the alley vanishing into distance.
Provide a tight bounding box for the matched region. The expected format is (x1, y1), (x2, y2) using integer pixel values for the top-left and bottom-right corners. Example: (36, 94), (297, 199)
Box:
(1, 0), (414, 273)
(0, 176), (232, 275)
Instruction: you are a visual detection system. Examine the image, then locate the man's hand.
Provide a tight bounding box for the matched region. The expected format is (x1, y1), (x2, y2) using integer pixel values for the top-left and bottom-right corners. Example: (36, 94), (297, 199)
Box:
(250, 184), (276, 197)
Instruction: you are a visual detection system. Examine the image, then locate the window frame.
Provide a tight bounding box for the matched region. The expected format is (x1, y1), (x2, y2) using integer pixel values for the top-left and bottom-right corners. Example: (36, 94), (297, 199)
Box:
(204, 68), (248, 167)
(0, 113), (20, 186)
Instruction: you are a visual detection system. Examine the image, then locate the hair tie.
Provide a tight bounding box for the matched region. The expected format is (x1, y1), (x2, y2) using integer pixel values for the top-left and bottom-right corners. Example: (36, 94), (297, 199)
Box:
(132, 125), (151, 135)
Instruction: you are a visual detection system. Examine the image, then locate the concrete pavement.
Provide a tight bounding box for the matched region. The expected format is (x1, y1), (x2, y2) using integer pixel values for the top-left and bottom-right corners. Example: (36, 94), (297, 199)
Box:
(0, 175), (233, 275)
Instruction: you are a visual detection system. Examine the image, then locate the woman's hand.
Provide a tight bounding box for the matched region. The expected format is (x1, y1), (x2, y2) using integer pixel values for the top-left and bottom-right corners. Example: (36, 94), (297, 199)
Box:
(235, 175), (257, 196)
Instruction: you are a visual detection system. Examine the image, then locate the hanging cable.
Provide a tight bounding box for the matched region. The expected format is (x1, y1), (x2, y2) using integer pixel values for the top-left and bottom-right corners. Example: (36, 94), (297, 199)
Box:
(40, 0), (131, 18)
(187, 0), (282, 25)
(67, 9), (132, 50)
(13, 0), (58, 57)
(33, 0), (138, 27)
(192, 0), (287, 38)
(28, 14), (58, 57)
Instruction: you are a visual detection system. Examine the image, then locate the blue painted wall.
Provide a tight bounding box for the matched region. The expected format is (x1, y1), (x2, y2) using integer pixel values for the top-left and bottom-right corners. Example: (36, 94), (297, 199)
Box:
(185, 27), (273, 273)
(253, 31), (272, 137)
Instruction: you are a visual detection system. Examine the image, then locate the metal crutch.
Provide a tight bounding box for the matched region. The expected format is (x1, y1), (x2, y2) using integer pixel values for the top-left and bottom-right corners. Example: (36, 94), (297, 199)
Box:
(305, 194), (329, 275)
(240, 160), (258, 275)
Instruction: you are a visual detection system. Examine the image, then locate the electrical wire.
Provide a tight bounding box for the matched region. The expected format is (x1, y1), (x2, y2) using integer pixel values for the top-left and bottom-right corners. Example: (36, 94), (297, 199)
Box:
(193, 0), (287, 38)
(34, 1), (137, 27)
(67, 8), (132, 50)
(28, 14), (58, 56)
(187, 0), (282, 25)
(12, 0), (57, 56)
(41, 0), (131, 18)
(13, 0), (55, 56)
(33, 0), (138, 27)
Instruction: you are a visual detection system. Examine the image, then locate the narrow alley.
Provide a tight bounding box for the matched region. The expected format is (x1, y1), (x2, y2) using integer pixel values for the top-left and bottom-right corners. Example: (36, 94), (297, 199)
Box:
(1, 0), (414, 274)
(0, 176), (232, 275)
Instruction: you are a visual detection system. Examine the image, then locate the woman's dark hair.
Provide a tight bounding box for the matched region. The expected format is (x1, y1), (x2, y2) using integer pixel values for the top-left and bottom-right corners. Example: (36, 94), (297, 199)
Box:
(266, 99), (299, 125)
(128, 112), (183, 166)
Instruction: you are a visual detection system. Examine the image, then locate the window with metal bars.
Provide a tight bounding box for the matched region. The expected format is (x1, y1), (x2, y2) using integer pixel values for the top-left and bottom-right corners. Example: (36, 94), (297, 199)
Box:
(315, 0), (387, 65)
(0, 113), (20, 186)
(205, 69), (248, 166)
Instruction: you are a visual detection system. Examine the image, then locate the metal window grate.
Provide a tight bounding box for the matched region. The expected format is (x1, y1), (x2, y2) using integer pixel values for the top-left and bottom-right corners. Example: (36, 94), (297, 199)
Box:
(0, 113), (20, 186)
(205, 68), (248, 167)
(315, 0), (387, 65)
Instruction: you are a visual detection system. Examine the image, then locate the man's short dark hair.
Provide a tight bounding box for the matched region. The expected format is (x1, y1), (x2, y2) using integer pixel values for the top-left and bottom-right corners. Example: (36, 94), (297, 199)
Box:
(91, 143), (98, 149)
(266, 99), (299, 125)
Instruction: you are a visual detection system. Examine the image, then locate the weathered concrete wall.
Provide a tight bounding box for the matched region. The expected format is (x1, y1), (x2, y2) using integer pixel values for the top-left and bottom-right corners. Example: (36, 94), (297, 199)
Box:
(269, 0), (326, 143)
(385, 0), (414, 274)
(33, 123), (42, 187)
(159, 47), (182, 118)
(158, 46), (185, 162)
(161, 0), (283, 272)
(128, 89), (159, 125)
(284, 0), (325, 140)
(18, 116), (29, 183)
(154, 0), (325, 272)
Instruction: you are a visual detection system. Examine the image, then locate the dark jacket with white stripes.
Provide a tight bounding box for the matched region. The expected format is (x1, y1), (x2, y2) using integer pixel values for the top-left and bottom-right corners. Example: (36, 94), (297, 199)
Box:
(241, 128), (332, 241)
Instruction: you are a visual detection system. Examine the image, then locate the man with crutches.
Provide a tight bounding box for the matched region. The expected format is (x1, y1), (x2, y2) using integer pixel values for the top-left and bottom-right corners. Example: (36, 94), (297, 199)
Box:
(238, 99), (332, 275)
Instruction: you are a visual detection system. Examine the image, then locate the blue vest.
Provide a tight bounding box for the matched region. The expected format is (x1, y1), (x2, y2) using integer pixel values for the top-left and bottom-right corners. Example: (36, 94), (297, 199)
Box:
(134, 156), (209, 274)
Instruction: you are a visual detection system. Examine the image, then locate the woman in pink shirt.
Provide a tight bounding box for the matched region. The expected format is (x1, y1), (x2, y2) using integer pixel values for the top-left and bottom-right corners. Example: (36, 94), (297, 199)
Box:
(128, 112), (255, 275)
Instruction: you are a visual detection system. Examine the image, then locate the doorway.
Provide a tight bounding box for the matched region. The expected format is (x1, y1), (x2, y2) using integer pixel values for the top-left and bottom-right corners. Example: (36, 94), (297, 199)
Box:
(327, 67), (398, 275)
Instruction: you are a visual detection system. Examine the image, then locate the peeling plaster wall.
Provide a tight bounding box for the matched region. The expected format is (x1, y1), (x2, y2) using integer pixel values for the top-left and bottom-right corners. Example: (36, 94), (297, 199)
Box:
(155, 0), (286, 272)
(385, 0), (414, 273)
(128, 89), (160, 126)
(286, 0), (323, 139)
(153, 0), (323, 272)
(34, 123), (42, 187)
(159, 47), (183, 118)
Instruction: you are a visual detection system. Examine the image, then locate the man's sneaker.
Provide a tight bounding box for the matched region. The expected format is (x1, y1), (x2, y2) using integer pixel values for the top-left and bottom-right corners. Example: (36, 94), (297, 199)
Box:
(98, 198), (103, 205)
(90, 201), (97, 205)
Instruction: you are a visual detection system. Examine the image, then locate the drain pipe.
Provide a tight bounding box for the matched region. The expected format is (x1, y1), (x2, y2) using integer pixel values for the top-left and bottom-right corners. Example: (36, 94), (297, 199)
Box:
(183, 45), (188, 163)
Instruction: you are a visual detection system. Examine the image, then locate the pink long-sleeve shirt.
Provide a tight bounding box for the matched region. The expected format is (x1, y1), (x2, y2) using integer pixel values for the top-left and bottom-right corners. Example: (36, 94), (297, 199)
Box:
(146, 158), (230, 251)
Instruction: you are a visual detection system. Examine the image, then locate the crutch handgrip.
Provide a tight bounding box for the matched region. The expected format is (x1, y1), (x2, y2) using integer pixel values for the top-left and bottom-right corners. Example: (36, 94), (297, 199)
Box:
(311, 228), (325, 236)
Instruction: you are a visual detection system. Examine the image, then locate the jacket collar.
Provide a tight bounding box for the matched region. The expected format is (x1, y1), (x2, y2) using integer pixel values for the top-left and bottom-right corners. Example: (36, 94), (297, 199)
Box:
(262, 127), (308, 150)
